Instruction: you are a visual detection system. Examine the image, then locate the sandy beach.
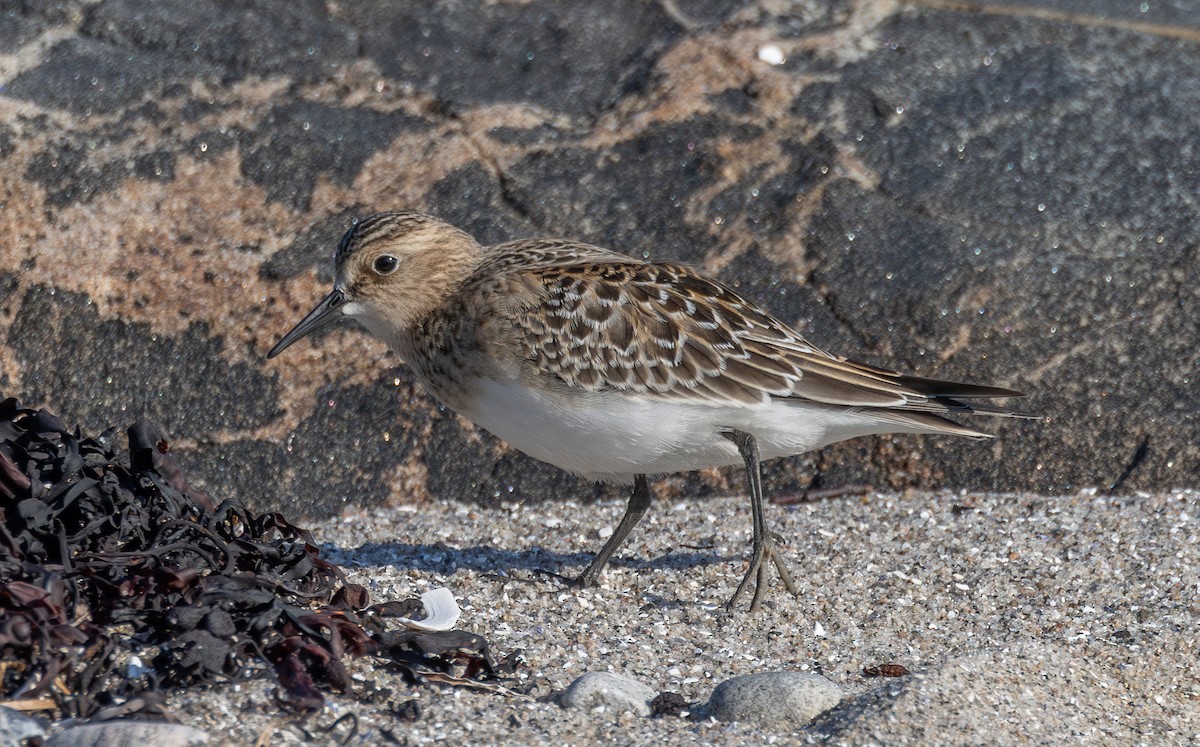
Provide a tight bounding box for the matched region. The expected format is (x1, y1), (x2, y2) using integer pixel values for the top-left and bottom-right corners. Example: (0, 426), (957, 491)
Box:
(154, 488), (1197, 745)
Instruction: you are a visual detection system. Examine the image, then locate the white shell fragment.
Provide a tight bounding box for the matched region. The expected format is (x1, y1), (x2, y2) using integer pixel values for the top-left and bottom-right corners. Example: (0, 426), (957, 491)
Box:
(757, 44), (785, 65)
(397, 587), (461, 631)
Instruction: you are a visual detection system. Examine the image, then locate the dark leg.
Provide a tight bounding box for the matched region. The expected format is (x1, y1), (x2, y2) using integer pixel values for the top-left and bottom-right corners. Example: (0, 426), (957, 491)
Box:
(577, 474), (652, 587)
(721, 429), (798, 612)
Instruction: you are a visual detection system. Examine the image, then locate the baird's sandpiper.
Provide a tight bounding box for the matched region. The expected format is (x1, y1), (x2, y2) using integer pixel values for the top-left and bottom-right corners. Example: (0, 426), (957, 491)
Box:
(269, 211), (1033, 612)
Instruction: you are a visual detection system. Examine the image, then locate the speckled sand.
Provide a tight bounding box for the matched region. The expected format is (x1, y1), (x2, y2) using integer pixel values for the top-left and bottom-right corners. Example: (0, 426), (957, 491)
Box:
(158, 489), (1197, 745)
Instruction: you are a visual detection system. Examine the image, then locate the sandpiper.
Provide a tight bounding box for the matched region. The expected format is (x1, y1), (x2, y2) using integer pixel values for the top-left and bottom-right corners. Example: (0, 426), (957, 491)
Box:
(269, 212), (1032, 612)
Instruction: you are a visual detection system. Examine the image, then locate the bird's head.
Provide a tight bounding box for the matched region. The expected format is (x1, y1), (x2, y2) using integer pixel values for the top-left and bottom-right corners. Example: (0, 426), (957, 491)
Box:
(267, 211), (481, 358)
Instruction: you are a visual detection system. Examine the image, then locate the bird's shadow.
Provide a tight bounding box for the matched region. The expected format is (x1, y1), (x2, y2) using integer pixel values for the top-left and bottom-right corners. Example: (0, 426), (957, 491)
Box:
(317, 540), (732, 579)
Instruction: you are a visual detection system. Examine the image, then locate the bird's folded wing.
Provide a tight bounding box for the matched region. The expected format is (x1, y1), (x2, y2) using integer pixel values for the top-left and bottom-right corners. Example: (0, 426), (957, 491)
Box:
(498, 257), (1025, 414)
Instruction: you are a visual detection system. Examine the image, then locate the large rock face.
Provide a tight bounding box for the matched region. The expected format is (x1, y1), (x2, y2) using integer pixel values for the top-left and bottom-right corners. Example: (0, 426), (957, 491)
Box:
(2, 1), (1196, 516)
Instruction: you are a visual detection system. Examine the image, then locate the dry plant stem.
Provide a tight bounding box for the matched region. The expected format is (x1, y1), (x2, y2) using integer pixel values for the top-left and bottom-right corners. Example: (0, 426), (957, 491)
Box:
(0, 698), (57, 711)
(772, 482), (875, 505)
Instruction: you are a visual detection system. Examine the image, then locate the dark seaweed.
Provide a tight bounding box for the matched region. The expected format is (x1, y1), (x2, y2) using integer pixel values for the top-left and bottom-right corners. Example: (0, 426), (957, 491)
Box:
(0, 398), (516, 719)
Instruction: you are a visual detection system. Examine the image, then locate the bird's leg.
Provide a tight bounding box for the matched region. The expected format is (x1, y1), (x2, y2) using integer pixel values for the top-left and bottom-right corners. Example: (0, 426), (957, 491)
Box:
(721, 429), (799, 612)
(576, 474), (652, 587)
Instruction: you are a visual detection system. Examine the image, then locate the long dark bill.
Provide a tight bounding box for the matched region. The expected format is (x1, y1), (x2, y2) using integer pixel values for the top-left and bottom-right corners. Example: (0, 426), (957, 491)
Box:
(267, 289), (347, 359)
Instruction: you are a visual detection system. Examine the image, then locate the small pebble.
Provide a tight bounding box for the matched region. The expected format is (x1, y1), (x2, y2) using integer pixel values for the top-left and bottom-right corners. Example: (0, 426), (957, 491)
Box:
(126, 655), (151, 679)
(0, 706), (47, 744)
(47, 721), (210, 747)
(560, 671), (657, 717)
(706, 671), (843, 724)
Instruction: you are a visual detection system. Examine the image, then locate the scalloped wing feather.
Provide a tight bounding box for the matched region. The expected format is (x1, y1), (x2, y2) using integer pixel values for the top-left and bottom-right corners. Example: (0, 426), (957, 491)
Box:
(470, 244), (1028, 417)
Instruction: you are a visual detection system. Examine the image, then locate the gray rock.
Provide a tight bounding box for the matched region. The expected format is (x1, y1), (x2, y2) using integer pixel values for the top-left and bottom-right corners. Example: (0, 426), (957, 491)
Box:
(706, 671), (843, 725)
(0, 706), (47, 745)
(4, 0), (1199, 513)
(47, 721), (209, 747)
(559, 671), (657, 717)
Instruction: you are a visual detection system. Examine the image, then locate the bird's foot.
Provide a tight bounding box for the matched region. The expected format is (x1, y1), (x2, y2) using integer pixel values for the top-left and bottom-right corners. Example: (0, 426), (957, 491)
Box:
(725, 537), (799, 613)
(531, 567), (578, 586)
(574, 565), (599, 588)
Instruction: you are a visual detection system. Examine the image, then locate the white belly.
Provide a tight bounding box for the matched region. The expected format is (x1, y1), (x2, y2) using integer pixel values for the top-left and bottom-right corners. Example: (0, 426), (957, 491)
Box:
(445, 376), (905, 483)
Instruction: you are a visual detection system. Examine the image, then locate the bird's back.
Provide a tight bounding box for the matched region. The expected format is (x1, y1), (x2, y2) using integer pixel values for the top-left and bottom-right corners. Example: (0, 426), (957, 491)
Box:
(457, 239), (1026, 417)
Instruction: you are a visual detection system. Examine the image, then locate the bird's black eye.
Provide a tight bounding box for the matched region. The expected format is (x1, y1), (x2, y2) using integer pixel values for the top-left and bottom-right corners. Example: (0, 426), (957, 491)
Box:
(373, 255), (399, 275)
